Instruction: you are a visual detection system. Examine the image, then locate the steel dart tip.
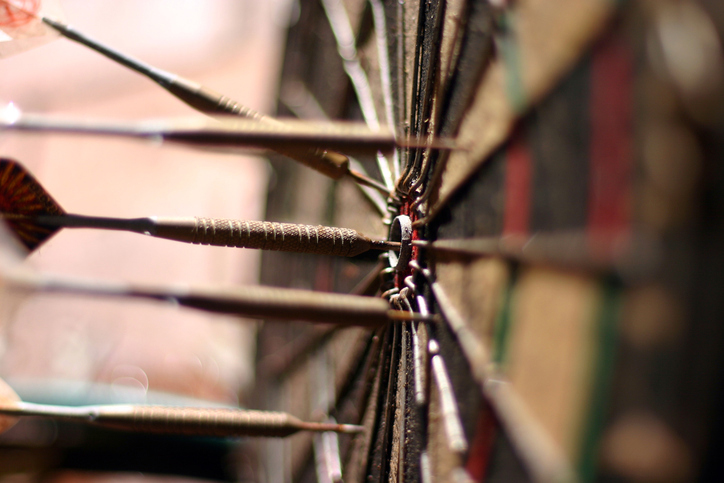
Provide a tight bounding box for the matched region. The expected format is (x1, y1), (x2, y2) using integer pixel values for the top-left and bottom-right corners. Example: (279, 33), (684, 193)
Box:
(387, 310), (437, 322)
(369, 239), (401, 251)
(337, 423), (365, 434)
(301, 422), (364, 434)
(347, 169), (391, 194)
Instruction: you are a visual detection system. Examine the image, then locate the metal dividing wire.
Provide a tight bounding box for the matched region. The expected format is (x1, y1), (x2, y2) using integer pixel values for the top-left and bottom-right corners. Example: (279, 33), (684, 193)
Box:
(319, 0), (396, 191)
(428, 339), (469, 455)
(408, 260), (577, 483)
(279, 81), (390, 217)
(369, 0), (402, 183)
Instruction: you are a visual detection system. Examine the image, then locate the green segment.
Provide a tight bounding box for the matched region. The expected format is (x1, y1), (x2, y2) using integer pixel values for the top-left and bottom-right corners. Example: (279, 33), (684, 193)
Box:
(577, 279), (621, 481)
(499, 12), (527, 113)
(492, 267), (517, 365)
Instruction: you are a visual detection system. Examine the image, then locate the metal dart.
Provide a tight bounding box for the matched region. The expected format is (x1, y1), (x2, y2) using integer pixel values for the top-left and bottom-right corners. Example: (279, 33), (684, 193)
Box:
(2, 264), (431, 327)
(0, 378), (362, 438)
(0, 106), (451, 158)
(0, 158), (399, 255)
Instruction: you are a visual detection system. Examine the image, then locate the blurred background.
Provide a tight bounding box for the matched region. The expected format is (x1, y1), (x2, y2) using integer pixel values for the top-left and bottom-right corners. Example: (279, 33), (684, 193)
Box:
(0, 0), (291, 479)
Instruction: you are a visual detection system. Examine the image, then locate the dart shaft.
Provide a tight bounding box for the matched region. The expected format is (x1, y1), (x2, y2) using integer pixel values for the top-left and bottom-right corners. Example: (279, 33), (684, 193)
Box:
(34, 214), (153, 233)
(0, 402), (361, 437)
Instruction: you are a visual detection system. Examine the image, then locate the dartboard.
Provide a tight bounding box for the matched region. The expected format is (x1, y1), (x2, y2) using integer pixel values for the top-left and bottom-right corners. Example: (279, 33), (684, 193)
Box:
(257, 0), (724, 481)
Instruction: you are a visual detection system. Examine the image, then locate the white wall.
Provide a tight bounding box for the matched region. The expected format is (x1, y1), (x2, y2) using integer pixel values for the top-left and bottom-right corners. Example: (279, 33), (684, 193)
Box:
(0, 0), (291, 404)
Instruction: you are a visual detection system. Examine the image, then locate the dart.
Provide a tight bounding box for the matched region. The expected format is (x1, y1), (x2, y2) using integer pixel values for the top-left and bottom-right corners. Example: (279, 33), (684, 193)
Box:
(0, 0), (393, 193)
(5, 268), (429, 326)
(0, 378), (362, 438)
(0, 158), (400, 255)
(0, 106), (451, 160)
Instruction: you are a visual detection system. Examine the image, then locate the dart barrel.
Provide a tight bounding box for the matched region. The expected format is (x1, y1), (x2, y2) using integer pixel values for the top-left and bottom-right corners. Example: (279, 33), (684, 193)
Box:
(93, 406), (323, 438)
(167, 284), (404, 326)
(162, 79), (353, 179)
(153, 217), (380, 256)
(0, 397), (364, 439)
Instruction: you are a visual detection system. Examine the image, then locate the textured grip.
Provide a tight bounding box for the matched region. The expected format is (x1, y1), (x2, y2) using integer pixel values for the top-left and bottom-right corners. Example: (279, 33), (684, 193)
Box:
(165, 79), (268, 123)
(191, 218), (371, 257)
(214, 95), (268, 123)
(119, 406), (298, 437)
(196, 86), (349, 179)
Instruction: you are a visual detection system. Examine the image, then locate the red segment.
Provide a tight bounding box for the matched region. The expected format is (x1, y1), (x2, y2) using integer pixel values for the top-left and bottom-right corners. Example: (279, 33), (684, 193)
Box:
(502, 129), (532, 236)
(588, 33), (633, 238)
(0, 0), (40, 28)
(314, 257), (333, 292)
(465, 403), (498, 481)
(410, 204), (420, 268)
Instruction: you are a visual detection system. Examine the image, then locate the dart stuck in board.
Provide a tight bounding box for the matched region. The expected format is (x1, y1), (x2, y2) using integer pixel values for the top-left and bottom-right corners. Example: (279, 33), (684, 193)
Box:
(1, 260), (432, 327)
(0, 378), (363, 438)
(0, 158), (399, 255)
(0, 105), (454, 159)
